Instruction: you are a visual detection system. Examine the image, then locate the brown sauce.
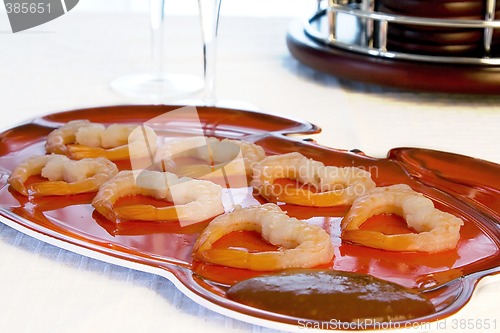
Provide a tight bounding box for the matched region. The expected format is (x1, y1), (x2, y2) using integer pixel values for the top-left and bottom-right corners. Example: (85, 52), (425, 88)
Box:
(227, 270), (435, 322)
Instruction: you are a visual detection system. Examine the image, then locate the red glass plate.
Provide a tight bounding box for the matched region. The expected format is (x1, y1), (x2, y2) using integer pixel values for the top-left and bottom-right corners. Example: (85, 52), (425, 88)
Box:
(0, 105), (498, 331)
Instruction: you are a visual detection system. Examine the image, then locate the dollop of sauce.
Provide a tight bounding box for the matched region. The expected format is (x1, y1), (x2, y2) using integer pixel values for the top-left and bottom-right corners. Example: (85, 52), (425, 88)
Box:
(227, 270), (435, 322)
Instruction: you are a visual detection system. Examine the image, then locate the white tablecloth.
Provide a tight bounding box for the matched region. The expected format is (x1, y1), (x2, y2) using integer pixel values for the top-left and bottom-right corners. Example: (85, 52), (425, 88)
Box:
(0, 10), (499, 333)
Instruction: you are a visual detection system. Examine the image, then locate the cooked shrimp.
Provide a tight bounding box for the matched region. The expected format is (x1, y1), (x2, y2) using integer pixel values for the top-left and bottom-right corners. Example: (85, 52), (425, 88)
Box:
(341, 184), (464, 252)
(222, 138), (266, 175)
(91, 170), (224, 224)
(193, 203), (334, 271)
(155, 136), (265, 180)
(252, 152), (375, 207)
(8, 154), (118, 196)
(45, 120), (158, 161)
(155, 136), (216, 174)
(45, 120), (90, 155)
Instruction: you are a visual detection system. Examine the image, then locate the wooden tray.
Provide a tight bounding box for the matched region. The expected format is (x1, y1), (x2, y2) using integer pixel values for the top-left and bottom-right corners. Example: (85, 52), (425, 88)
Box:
(287, 17), (500, 94)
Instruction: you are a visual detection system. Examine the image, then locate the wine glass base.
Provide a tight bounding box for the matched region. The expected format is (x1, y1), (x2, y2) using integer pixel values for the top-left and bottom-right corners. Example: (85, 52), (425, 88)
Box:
(110, 72), (203, 102)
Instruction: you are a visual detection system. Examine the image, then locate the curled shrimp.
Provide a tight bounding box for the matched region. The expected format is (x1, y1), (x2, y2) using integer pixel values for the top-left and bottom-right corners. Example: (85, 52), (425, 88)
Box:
(341, 184), (464, 253)
(192, 203), (334, 271)
(155, 136), (266, 179)
(252, 152), (375, 207)
(226, 138), (267, 174)
(8, 154), (118, 196)
(45, 120), (158, 161)
(91, 170), (224, 224)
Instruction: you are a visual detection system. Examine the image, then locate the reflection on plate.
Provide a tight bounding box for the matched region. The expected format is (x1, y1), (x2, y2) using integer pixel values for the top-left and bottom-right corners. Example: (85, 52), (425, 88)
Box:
(0, 105), (498, 331)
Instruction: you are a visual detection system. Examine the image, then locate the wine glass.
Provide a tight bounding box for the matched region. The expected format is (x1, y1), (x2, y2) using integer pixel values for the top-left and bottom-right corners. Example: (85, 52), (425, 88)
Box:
(110, 0), (203, 102)
(197, 0), (222, 106)
(196, 0), (257, 110)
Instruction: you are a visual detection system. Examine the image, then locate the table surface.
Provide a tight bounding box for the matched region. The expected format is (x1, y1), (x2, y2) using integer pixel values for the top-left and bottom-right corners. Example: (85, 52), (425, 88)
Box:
(0, 8), (499, 333)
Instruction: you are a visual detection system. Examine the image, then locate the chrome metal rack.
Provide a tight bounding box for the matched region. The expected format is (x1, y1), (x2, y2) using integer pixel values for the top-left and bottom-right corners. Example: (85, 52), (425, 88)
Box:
(305, 0), (500, 65)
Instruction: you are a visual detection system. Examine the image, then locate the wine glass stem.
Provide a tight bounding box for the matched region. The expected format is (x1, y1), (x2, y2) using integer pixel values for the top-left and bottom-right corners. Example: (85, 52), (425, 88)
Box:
(198, 0), (222, 106)
(150, 0), (165, 78)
